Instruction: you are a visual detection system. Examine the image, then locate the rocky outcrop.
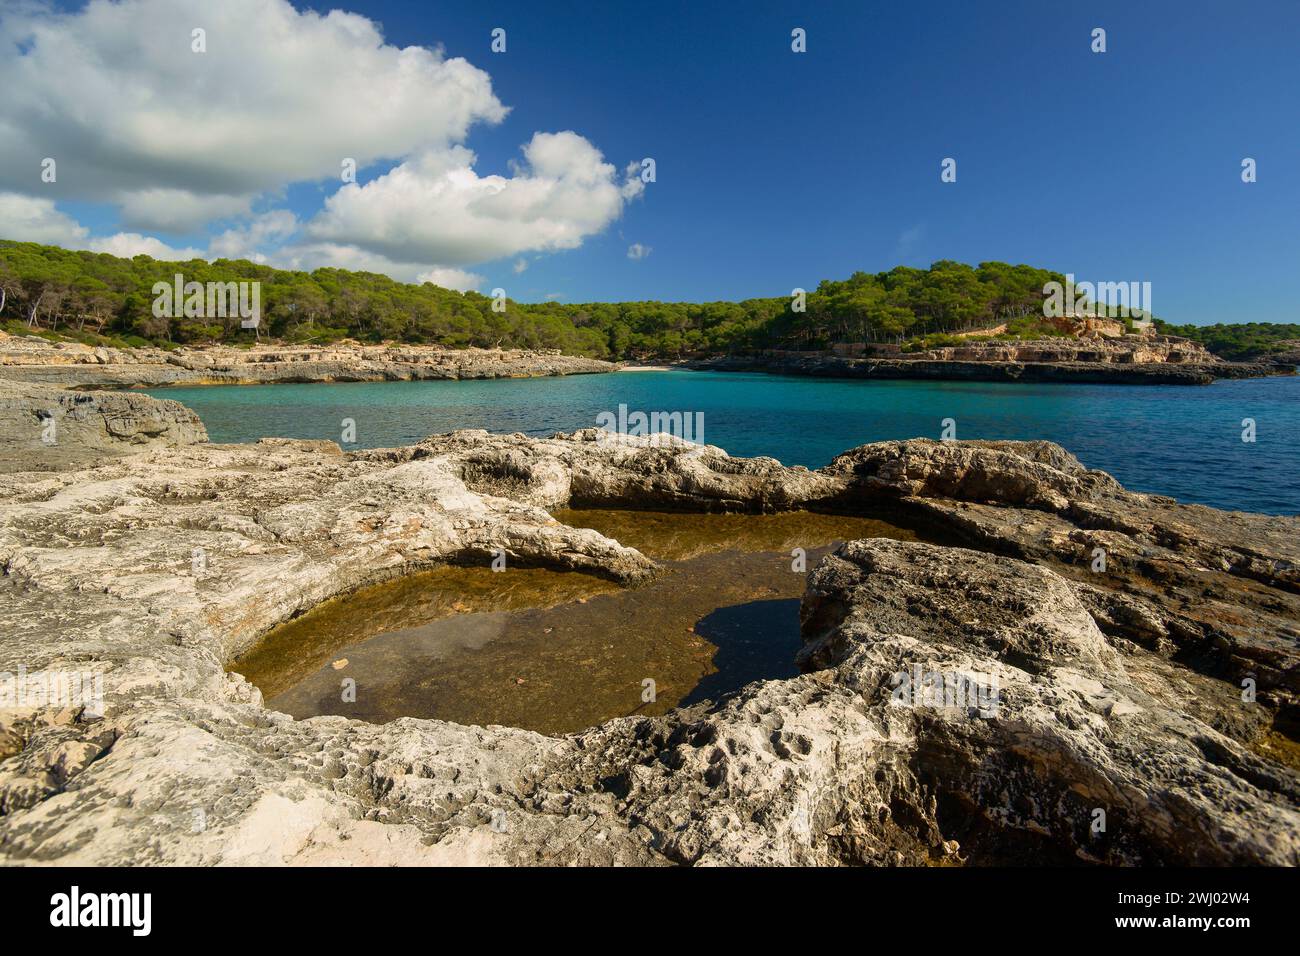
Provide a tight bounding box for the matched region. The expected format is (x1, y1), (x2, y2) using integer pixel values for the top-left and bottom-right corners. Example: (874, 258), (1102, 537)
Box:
(0, 379), (207, 472)
(691, 339), (1291, 384)
(400, 428), (844, 513)
(0, 336), (615, 388)
(1263, 341), (1300, 366)
(573, 537), (1296, 865)
(0, 423), (1295, 865)
(911, 334), (1218, 364)
(782, 539), (1299, 864)
(825, 439), (1300, 709)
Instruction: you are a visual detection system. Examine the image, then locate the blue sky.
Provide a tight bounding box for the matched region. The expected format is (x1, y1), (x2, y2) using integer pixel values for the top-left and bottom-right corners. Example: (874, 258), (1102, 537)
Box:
(6, 0), (1299, 323)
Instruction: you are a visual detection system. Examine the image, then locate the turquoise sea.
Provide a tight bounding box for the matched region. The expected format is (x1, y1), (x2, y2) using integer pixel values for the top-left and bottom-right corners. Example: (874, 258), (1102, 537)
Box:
(146, 370), (1300, 515)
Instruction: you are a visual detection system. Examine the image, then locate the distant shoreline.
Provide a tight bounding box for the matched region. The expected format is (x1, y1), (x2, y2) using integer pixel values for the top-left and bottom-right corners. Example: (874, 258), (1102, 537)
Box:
(0, 333), (1292, 391)
(0, 337), (614, 390)
(685, 352), (1293, 386)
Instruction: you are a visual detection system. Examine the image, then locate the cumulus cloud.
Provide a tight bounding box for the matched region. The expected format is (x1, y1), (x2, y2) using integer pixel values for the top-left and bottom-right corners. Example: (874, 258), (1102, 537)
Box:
(416, 267), (485, 293)
(206, 211), (489, 288)
(266, 240), (480, 291)
(0, 0), (506, 209)
(0, 192), (203, 260)
(209, 211), (300, 262)
(627, 243), (652, 260)
(117, 190), (254, 234)
(0, 193), (88, 246)
(305, 132), (645, 265)
(0, 1), (645, 286)
(86, 233), (205, 261)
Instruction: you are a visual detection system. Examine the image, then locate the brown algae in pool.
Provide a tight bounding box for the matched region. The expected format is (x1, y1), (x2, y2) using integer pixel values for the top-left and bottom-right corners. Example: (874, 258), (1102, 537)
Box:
(232, 510), (915, 735)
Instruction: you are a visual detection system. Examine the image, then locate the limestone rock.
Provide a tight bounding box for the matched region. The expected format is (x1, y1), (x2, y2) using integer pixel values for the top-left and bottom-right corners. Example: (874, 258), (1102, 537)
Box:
(0, 380), (207, 472)
(0, 415), (1295, 866)
(690, 341), (1291, 385)
(0, 339), (615, 388)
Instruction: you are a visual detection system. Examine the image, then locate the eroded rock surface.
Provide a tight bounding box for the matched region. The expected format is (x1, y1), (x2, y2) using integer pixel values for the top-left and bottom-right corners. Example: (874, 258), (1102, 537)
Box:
(0, 421), (1296, 865)
(0, 379), (207, 472)
(825, 440), (1300, 714)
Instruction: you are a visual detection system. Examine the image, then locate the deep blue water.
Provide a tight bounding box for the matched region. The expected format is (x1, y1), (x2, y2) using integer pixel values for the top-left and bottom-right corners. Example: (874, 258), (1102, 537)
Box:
(146, 370), (1300, 514)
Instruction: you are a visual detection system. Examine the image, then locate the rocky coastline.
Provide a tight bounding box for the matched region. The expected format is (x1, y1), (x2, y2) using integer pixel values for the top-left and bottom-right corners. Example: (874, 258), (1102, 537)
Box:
(0, 336), (616, 389)
(0, 383), (1295, 865)
(2, 334), (1293, 393)
(689, 336), (1294, 385)
(1264, 340), (1300, 366)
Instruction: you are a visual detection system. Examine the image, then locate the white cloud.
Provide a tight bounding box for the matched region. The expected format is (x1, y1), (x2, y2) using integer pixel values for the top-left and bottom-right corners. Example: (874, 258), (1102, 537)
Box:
(116, 190), (253, 233)
(305, 132), (645, 265)
(627, 243), (652, 260)
(0, 1), (645, 285)
(416, 267), (484, 292)
(209, 211), (299, 261)
(269, 240), (480, 291)
(272, 241), (415, 277)
(0, 192), (88, 246)
(0, 0), (507, 202)
(86, 233), (205, 261)
(0, 192), (201, 260)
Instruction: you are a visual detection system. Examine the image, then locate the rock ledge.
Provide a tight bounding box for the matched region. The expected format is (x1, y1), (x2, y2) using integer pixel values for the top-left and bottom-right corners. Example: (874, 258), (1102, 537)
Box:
(0, 410), (1295, 865)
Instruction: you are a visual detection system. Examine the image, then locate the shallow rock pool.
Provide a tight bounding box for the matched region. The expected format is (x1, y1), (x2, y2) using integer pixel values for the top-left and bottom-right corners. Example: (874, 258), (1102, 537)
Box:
(231, 510), (916, 735)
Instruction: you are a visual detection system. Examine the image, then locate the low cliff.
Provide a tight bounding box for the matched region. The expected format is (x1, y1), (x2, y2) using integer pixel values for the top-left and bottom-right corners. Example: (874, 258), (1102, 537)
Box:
(691, 337), (1289, 384)
(0, 336), (616, 388)
(909, 334), (1216, 364)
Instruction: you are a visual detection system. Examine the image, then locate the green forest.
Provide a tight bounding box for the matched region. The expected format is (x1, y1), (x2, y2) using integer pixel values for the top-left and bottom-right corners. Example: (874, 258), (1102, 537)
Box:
(1, 239), (1294, 361)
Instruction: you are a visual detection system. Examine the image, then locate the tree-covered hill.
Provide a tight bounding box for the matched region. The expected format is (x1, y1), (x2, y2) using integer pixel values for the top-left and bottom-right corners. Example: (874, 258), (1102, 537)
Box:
(1, 239), (1291, 361)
